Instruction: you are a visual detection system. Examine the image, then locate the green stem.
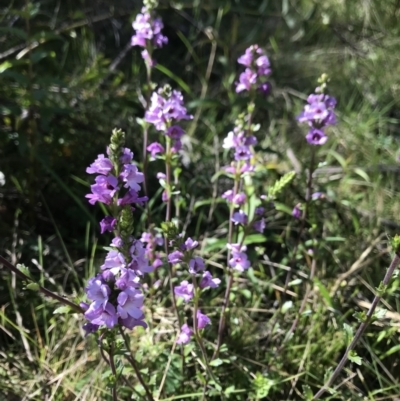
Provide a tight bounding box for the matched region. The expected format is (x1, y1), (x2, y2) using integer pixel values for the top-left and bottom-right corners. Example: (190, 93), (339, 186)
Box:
(119, 327), (155, 401)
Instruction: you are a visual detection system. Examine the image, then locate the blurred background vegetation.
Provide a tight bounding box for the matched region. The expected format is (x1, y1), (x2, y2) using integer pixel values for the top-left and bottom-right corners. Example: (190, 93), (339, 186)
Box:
(2, 0), (400, 400)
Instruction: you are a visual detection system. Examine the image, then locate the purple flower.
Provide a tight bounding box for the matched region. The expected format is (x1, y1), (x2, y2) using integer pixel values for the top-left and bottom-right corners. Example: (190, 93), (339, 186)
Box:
(306, 129), (328, 145)
(121, 314), (148, 330)
(101, 250), (126, 273)
(85, 302), (118, 329)
(168, 251), (184, 264)
(234, 145), (252, 161)
(174, 280), (194, 302)
(141, 49), (155, 67)
(86, 175), (118, 205)
(86, 278), (110, 306)
(167, 125), (185, 140)
(229, 251), (250, 272)
(255, 206), (265, 216)
(111, 236), (124, 248)
(188, 257), (205, 274)
(232, 193), (246, 205)
(312, 192), (324, 200)
(236, 68), (257, 93)
(223, 132), (237, 149)
(199, 271), (221, 289)
(86, 154), (113, 175)
(176, 323), (193, 344)
(232, 210), (248, 225)
(258, 82), (271, 95)
(147, 142), (164, 158)
(253, 218), (266, 233)
(120, 148), (133, 164)
(115, 267), (140, 290)
(82, 322), (99, 336)
(184, 237), (199, 251)
(196, 310), (211, 329)
(292, 204), (302, 219)
(100, 216), (116, 234)
(120, 164), (144, 192)
(101, 270), (116, 284)
(117, 287), (145, 320)
(117, 190), (148, 206)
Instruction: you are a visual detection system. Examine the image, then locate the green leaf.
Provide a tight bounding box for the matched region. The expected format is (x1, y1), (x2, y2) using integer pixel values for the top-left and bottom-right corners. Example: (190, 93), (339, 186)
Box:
(53, 306), (71, 315)
(281, 300), (293, 314)
(209, 358), (224, 367)
(373, 308), (387, 321)
(17, 264), (31, 278)
(302, 384), (313, 400)
(348, 350), (362, 365)
(155, 64), (191, 94)
(343, 323), (353, 346)
(26, 283), (40, 291)
(314, 277), (333, 308)
(0, 27), (28, 40)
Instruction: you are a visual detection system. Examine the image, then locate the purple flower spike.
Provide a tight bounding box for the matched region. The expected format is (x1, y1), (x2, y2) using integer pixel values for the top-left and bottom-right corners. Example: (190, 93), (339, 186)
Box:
(196, 310), (211, 329)
(131, 8), (168, 49)
(235, 45), (271, 93)
(174, 280), (194, 302)
(176, 323), (193, 344)
(145, 89), (193, 131)
(297, 89), (336, 144)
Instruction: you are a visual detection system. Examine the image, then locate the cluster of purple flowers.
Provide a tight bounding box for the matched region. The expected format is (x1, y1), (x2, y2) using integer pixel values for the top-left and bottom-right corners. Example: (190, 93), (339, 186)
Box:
(131, 5), (168, 64)
(167, 237), (220, 344)
(82, 131), (152, 334)
(221, 126), (266, 267)
(145, 86), (193, 201)
(297, 91), (337, 145)
(219, 44), (272, 275)
(86, 149), (147, 207)
(145, 88), (192, 133)
(236, 45), (272, 94)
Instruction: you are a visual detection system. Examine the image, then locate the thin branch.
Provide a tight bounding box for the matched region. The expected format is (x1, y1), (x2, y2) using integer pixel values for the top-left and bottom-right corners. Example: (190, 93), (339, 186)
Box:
(0, 255), (83, 314)
(313, 252), (400, 399)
